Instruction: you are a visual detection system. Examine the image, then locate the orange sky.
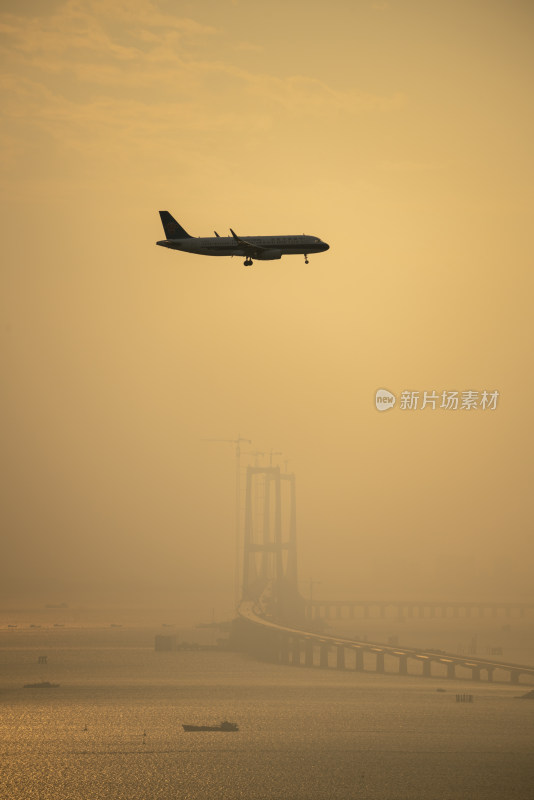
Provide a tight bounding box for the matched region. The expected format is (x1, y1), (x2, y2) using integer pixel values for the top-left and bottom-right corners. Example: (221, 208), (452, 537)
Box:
(1, 0), (533, 619)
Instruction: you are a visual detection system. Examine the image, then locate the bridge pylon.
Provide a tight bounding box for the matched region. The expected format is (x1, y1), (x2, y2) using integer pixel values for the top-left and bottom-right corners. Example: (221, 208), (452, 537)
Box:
(242, 465), (304, 623)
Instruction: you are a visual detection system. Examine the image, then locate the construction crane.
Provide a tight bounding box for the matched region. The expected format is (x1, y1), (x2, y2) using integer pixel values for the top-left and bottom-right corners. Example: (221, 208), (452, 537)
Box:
(242, 450), (267, 467)
(268, 450), (283, 467)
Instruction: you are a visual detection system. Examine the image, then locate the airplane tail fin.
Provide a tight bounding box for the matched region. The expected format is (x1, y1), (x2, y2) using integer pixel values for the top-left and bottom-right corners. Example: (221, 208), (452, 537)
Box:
(159, 211), (192, 240)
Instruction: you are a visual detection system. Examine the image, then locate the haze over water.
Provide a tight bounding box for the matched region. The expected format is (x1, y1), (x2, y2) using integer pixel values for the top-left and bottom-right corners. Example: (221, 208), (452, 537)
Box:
(2, 622), (533, 800)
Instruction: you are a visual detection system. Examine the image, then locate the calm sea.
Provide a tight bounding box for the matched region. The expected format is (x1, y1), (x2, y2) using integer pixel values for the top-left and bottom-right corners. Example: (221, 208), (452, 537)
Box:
(1, 621), (533, 799)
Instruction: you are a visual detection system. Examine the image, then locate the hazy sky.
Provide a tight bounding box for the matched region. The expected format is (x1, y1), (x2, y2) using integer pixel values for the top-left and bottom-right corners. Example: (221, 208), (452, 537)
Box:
(1, 0), (533, 619)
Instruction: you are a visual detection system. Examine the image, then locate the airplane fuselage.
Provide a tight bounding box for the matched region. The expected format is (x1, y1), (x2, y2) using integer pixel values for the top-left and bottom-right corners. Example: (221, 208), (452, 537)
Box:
(156, 234), (328, 259)
(156, 211), (329, 266)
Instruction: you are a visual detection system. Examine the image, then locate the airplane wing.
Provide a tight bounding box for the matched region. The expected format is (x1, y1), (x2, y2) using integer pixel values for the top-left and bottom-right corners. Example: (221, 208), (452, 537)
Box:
(230, 229), (270, 254)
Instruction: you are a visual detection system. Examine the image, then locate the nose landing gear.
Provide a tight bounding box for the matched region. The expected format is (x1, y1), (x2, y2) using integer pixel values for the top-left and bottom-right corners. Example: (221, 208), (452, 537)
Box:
(304, 254), (309, 264)
(244, 258), (253, 266)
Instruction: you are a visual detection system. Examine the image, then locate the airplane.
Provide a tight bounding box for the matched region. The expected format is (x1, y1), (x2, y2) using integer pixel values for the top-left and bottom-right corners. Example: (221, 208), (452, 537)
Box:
(156, 211), (329, 267)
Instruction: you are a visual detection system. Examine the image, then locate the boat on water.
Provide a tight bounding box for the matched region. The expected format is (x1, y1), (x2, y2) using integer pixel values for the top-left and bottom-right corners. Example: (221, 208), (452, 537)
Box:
(182, 721), (238, 732)
(23, 681), (60, 689)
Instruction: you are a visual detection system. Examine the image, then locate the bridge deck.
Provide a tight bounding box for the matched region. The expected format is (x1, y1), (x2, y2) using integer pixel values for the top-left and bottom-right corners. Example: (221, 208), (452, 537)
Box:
(238, 601), (534, 679)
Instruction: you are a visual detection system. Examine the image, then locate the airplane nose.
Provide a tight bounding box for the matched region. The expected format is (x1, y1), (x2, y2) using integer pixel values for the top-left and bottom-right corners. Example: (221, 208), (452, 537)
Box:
(322, 242), (329, 251)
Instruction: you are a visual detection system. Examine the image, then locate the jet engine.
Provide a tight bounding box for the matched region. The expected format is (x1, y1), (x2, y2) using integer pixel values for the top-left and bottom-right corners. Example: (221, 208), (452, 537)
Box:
(255, 249), (282, 260)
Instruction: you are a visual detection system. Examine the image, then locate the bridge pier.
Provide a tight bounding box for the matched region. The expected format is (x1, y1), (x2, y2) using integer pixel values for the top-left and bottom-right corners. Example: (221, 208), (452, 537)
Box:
(283, 643), (526, 684)
(279, 636), (290, 665)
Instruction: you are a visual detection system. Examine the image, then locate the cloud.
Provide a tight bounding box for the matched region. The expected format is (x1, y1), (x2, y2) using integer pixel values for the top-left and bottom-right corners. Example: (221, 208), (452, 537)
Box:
(1, 2), (403, 111)
(0, 0), (216, 62)
(234, 72), (405, 115)
(379, 160), (448, 172)
(0, 0), (405, 178)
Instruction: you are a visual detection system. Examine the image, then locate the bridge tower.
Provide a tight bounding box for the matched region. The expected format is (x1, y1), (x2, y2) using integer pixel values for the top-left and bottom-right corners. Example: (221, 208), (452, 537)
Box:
(242, 466), (304, 623)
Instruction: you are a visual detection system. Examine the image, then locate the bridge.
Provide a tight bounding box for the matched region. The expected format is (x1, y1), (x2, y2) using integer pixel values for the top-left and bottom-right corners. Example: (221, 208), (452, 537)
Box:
(306, 599), (534, 621)
(232, 464), (534, 686)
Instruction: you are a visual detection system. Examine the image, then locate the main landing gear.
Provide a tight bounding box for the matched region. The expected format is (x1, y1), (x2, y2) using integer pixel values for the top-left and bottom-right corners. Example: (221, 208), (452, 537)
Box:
(244, 258), (253, 266)
(304, 254), (309, 264)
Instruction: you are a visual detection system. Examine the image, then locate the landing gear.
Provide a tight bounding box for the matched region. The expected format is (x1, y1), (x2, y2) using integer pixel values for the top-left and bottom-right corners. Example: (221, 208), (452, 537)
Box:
(304, 254), (309, 264)
(244, 258), (253, 266)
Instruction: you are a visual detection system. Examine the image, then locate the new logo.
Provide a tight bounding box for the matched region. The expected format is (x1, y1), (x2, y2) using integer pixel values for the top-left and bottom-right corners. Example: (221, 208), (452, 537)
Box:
(375, 388), (396, 412)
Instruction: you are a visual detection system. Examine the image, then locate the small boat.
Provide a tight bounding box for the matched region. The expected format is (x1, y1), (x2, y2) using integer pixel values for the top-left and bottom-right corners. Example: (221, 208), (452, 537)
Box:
(23, 681), (60, 689)
(182, 721), (238, 732)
